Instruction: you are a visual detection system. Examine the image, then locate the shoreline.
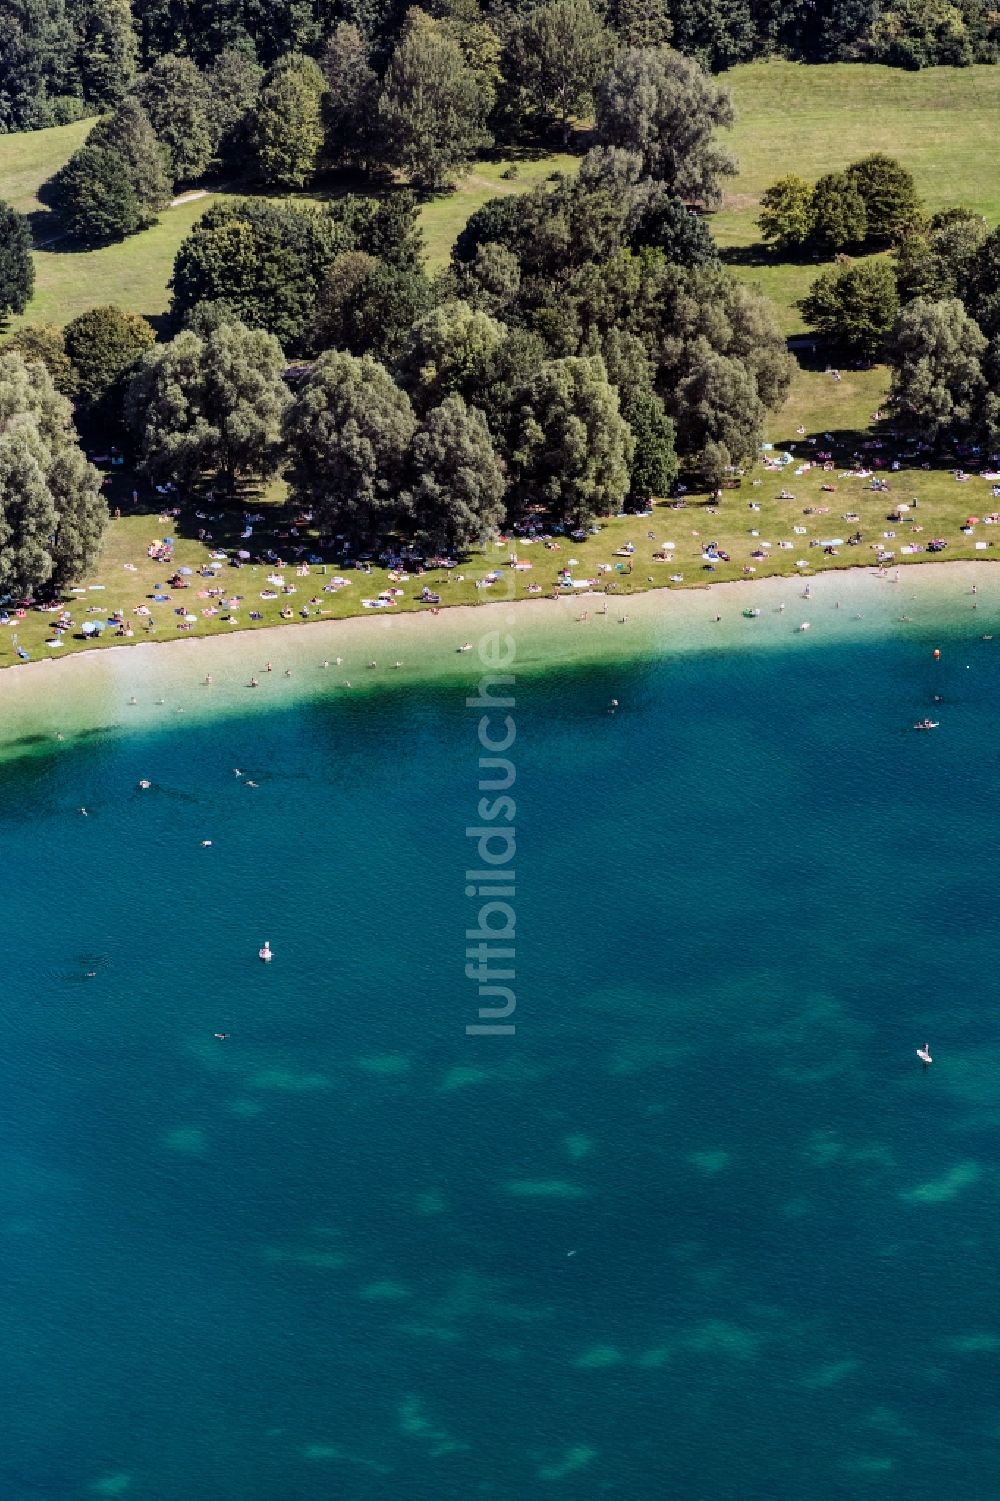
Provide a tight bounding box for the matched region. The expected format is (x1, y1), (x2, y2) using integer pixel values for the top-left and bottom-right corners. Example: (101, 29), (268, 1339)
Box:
(2, 561), (995, 758)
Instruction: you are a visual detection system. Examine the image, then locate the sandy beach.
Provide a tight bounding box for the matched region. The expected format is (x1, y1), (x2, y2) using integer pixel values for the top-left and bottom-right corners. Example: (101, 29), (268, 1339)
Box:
(2, 561), (996, 758)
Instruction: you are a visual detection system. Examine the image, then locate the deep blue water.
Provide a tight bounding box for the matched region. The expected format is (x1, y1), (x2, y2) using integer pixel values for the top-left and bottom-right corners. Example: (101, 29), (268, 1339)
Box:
(1, 628), (999, 1499)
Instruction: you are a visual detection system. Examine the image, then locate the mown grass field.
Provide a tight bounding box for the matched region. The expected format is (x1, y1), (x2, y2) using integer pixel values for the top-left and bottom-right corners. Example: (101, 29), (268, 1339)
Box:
(2, 62), (1000, 670)
(717, 60), (1000, 333)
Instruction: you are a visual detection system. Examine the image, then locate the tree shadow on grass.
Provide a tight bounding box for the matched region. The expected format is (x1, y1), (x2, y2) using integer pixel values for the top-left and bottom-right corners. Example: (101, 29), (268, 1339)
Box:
(719, 243), (827, 272)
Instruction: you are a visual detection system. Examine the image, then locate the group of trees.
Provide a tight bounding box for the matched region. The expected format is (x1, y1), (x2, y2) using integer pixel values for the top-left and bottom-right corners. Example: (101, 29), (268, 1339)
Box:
(759, 153), (923, 254)
(2, 41), (795, 591)
(5, 304), (155, 411)
(780, 156), (1000, 452)
(0, 350), (106, 598)
(5, 0), (1000, 139)
(887, 214), (1000, 446)
(110, 65), (789, 544)
(22, 0), (999, 251)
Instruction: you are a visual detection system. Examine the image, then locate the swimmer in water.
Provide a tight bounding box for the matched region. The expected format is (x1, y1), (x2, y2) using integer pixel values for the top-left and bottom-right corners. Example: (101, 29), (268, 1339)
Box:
(79, 807), (88, 816)
(249, 676), (258, 687)
(204, 674), (212, 686)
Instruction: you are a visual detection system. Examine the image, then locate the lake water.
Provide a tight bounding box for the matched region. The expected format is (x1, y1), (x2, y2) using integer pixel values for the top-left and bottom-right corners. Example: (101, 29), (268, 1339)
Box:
(2, 605), (998, 1499)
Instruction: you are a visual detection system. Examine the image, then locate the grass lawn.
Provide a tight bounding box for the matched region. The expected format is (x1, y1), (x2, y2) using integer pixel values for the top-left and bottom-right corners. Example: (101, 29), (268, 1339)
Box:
(715, 61), (1000, 335)
(418, 150), (579, 268)
(22, 193), (244, 329)
(4, 407), (995, 670)
(0, 118), (92, 216)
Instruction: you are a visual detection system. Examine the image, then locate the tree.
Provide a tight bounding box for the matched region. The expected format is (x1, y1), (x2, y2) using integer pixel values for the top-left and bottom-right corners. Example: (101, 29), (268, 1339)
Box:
(461, 326), (548, 447)
(667, 0), (757, 70)
(605, 0), (672, 47)
(511, 355), (633, 524)
(48, 438), (110, 584)
(49, 144), (140, 243)
(316, 255), (431, 364)
(894, 207), (986, 302)
(408, 395), (506, 551)
(350, 192), (425, 273)
(0, 8), (48, 133)
(207, 47), (263, 171)
(396, 299), (507, 414)
(321, 23), (378, 168)
(800, 259), (901, 358)
(378, 9), (491, 192)
(595, 45), (737, 208)
(674, 347), (764, 484)
(888, 295), (985, 440)
(629, 194), (718, 265)
(134, 53), (213, 183)
(0, 350), (105, 595)
(126, 319), (290, 488)
(456, 242), (522, 317)
(2, 323), (76, 395)
(284, 351), (417, 538)
(64, 305), (156, 407)
(0, 431), (59, 598)
(757, 174), (814, 252)
(170, 199), (351, 355)
(503, 0), (613, 145)
(624, 259), (792, 475)
(87, 98), (171, 225)
(868, 0), (971, 68)
(73, 0), (138, 106)
(965, 224), (1000, 336)
(623, 386), (676, 500)
(845, 153), (922, 244)
(452, 194), (525, 266)
(0, 201), (34, 322)
(809, 170), (868, 252)
(253, 52), (326, 190)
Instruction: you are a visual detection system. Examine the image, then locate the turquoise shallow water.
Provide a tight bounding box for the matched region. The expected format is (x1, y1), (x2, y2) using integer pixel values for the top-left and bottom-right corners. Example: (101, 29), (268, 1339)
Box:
(1, 621), (999, 1499)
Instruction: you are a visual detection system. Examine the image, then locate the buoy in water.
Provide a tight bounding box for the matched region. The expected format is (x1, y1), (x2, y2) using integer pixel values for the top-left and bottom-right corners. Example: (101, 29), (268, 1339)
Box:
(259, 941), (273, 962)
